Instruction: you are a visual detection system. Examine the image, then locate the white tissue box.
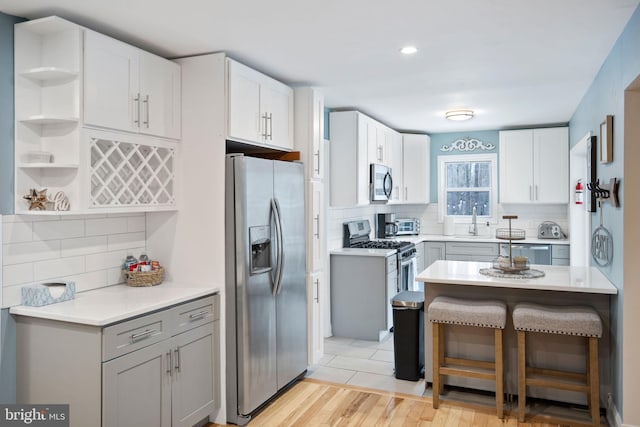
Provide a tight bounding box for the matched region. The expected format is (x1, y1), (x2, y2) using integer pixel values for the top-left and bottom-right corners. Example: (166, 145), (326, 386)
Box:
(21, 282), (76, 307)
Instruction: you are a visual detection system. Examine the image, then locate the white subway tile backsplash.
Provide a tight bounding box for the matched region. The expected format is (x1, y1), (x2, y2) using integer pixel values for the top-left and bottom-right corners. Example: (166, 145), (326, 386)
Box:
(2, 213), (147, 307)
(3, 240), (60, 265)
(108, 232), (145, 251)
(2, 263), (33, 287)
(127, 216), (146, 233)
(85, 217), (128, 236)
(61, 236), (108, 257)
(2, 221), (33, 243)
(86, 250), (128, 271)
(61, 270), (109, 293)
(34, 256), (85, 282)
(2, 285), (23, 309)
(33, 220), (84, 240)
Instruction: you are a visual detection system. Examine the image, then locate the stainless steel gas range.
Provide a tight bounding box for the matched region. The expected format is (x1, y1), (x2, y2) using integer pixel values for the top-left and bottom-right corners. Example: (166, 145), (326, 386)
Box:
(329, 220), (418, 341)
(343, 220), (417, 294)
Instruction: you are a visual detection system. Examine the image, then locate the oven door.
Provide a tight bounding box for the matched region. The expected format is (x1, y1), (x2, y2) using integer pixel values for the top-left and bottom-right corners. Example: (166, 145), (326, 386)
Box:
(398, 255), (418, 292)
(370, 164), (392, 202)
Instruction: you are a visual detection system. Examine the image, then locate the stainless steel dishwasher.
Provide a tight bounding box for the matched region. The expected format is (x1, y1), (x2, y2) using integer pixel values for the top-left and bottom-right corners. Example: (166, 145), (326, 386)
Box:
(499, 243), (552, 265)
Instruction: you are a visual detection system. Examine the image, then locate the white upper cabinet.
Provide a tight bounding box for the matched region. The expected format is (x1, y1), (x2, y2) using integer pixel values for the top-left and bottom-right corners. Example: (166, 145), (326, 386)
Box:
(227, 58), (294, 150)
(294, 87), (325, 180)
(499, 127), (568, 204)
(139, 51), (181, 139)
(388, 132), (403, 203)
(329, 111), (371, 206)
(402, 134), (430, 204)
(84, 30), (181, 139)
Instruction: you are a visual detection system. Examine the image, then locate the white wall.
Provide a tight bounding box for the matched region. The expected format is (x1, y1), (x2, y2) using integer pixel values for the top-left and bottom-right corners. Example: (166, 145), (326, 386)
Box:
(1, 213), (146, 308)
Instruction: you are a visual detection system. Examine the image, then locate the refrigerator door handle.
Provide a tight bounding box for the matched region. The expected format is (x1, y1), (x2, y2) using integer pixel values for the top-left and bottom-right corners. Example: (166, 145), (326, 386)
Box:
(273, 197), (285, 295)
(270, 198), (284, 296)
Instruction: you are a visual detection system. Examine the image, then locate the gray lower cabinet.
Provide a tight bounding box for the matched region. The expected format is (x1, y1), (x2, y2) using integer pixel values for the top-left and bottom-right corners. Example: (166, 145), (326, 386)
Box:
(423, 242), (446, 268)
(331, 253), (397, 341)
(16, 294), (219, 427)
(445, 241), (499, 262)
(551, 244), (570, 266)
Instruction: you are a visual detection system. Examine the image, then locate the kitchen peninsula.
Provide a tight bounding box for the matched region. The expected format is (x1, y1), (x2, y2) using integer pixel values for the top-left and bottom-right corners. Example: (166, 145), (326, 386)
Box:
(416, 260), (617, 405)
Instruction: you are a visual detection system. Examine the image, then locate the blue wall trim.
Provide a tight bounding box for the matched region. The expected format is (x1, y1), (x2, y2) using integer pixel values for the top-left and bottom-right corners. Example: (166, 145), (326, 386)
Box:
(0, 12), (24, 215)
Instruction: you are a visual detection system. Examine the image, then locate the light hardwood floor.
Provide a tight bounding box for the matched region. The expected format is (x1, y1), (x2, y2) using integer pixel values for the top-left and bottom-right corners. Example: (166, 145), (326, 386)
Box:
(208, 378), (592, 426)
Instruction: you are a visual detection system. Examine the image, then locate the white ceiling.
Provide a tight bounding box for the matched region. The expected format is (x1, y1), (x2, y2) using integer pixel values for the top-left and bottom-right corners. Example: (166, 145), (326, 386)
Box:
(1, 0), (638, 133)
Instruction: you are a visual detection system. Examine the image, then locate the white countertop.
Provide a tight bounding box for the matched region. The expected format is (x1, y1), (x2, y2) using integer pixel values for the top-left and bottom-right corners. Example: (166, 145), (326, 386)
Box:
(417, 260), (617, 294)
(9, 282), (220, 326)
(330, 248), (397, 257)
(393, 234), (570, 245)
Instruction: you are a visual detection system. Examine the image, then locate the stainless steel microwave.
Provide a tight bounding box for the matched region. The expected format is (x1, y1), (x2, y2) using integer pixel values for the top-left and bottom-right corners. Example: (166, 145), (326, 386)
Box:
(370, 163), (392, 203)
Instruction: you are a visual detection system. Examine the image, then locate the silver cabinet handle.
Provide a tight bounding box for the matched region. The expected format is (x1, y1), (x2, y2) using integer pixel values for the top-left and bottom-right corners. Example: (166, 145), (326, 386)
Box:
(405, 187), (408, 201)
(535, 185), (538, 200)
(133, 93), (140, 127)
(189, 309), (209, 320)
(268, 112), (273, 140)
(261, 113), (269, 139)
(131, 329), (156, 341)
(143, 94), (150, 128)
(314, 214), (320, 238)
(314, 150), (320, 175)
(174, 348), (180, 372)
(314, 278), (320, 303)
(529, 185), (533, 200)
(377, 145), (383, 162)
(166, 351), (172, 376)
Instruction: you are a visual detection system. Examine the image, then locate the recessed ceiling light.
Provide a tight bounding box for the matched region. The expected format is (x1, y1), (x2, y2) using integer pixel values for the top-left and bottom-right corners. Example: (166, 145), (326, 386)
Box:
(400, 46), (418, 55)
(445, 109), (474, 121)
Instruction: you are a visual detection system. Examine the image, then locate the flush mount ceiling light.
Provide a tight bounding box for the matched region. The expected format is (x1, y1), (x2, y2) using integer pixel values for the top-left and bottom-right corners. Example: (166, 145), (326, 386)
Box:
(400, 46), (418, 55)
(445, 109), (474, 121)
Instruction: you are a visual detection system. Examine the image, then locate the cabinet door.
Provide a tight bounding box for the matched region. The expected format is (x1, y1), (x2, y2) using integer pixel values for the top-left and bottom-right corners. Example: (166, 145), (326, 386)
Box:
(103, 340), (171, 427)
(534, 128), (569, 203)
(139, 51), (181, 139)
(312, 90), (325, 180)
(262, 79), (294, 150)
(424, 242), (446, 268)
(308, 180), (323, 271)
(227, 59), (262, 144)
(84, 30), (139, 133)
(402, 134), (430, 204)
(307, 272), (324, 365)
(386, 268), (398, 332)
(388, 132), (403, 203)
(171, 323), (216, 427)
(366, 118), (379, 165)
(499, 130), (534, 203)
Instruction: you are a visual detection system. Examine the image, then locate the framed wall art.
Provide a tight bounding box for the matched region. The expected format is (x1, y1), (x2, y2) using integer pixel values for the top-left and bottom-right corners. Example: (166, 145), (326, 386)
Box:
(600, 115), (613, 163)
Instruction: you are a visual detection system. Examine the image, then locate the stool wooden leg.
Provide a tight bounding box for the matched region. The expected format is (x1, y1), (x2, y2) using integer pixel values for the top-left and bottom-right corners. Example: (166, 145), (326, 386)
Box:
(588, 337), (600, 427)
(432, 322), (440, 409)
(438, 323), (445, 394)
(495, 328), (504, 419)
(517, 330), (526, 422)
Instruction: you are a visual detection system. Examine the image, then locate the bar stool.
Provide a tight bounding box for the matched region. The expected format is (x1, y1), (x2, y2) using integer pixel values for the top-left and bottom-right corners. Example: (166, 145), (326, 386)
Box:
(428, 296), (507, 418)
(513, 302), (602, 426)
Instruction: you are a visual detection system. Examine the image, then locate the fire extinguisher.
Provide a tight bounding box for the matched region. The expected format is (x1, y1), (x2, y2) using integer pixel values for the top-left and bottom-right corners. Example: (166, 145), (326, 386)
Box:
(575, 179), (584, 204)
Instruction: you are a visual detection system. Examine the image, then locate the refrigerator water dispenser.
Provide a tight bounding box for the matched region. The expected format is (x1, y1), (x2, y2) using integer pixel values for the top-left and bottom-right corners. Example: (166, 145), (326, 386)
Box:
(250, 226), (272, 274)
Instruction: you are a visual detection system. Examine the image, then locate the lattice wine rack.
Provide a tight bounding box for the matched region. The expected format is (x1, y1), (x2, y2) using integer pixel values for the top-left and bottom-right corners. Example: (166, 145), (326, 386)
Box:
(90, 137), (175, 207)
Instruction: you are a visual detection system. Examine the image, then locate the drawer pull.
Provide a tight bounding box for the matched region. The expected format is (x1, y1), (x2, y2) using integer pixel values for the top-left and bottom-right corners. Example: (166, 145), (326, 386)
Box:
(131, 329), (156, 341)
(189, 310), (209, 320)
(166, 351), (172, 376)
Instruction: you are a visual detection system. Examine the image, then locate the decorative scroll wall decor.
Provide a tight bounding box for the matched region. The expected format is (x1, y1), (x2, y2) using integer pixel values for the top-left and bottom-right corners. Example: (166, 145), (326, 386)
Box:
(440, 137), (495, 152)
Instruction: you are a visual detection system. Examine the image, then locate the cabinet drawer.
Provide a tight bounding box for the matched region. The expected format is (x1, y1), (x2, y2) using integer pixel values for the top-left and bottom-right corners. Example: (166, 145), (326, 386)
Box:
(173, 295), (218, 336)
(552, 245), (570, 259)
(445, 242), (499, 257)
(102, 310), (172, 361)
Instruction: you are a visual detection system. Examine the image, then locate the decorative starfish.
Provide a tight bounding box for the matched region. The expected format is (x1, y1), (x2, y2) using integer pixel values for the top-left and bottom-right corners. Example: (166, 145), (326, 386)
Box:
(24, 188), (48, 210)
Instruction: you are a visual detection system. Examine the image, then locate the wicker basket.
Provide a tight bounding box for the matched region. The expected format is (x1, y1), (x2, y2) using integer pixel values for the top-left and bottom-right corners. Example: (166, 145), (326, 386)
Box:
(123, 267), (165, 287)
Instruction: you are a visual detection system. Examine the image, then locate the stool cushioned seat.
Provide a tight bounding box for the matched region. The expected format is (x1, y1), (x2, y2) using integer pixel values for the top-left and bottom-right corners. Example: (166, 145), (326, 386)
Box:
(428, 296), (507, 329)
(513, 302), (602, 337)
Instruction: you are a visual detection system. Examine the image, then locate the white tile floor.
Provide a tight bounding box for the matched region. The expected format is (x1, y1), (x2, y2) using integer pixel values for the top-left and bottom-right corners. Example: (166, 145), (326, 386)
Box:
(305, 334), (428, 397)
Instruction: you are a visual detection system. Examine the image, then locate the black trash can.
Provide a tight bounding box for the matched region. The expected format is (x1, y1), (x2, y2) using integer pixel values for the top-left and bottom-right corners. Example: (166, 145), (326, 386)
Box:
(391, 291), (424, 381)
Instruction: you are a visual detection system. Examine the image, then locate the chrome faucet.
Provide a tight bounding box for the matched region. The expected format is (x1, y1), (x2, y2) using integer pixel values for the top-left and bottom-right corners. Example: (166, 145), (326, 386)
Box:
(469, 206), (478, 236)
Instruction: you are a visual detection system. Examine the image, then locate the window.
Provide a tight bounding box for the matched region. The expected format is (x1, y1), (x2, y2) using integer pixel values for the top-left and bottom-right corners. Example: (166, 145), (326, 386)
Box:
(438, 153), (497, 222)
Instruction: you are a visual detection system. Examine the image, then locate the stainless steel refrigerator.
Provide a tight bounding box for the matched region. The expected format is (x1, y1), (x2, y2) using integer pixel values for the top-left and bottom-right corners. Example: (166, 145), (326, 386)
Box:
(225, 154), (307, 425)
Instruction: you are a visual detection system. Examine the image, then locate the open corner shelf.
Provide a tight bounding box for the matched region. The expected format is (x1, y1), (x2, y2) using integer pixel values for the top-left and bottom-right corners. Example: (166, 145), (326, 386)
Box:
(20, 66), (79, 82)
(19, 115), (80, 125)
(18, 163), (80, 169)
